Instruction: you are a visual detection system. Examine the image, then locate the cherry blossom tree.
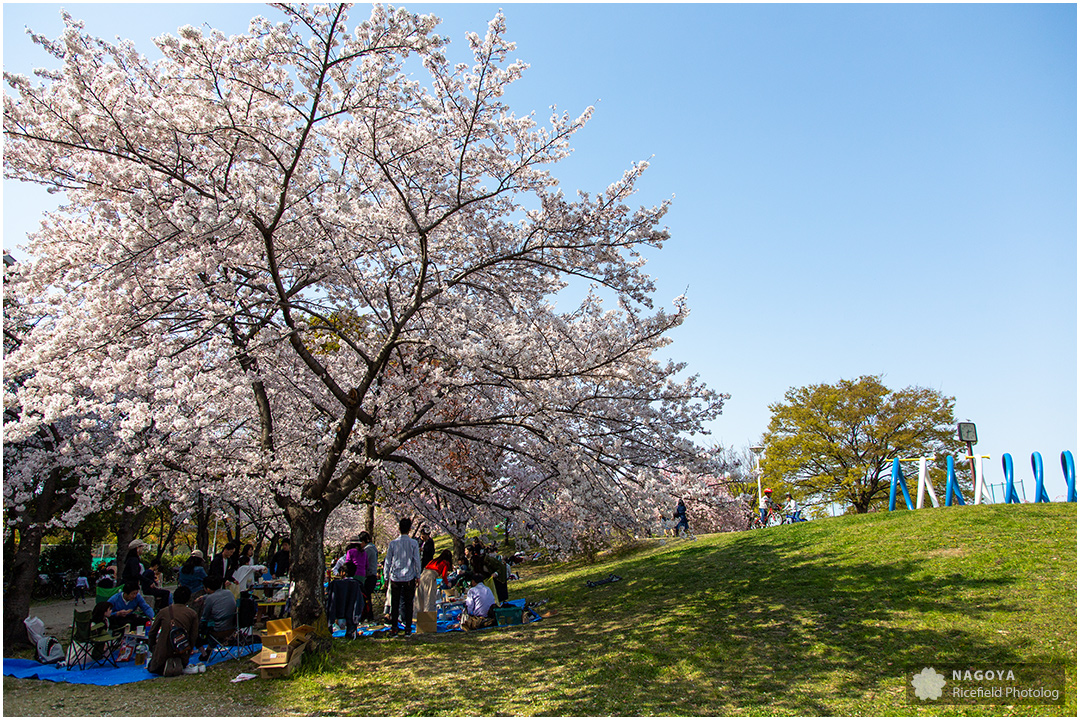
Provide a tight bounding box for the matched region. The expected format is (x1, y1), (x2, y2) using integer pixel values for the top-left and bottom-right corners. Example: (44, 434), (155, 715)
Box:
(4, 4), (726, 631)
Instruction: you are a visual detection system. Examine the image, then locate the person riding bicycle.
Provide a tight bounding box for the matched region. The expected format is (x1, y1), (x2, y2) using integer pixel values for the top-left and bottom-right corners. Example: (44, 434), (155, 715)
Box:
(759, 489), (781, 524)
(783, 492), (803, 523)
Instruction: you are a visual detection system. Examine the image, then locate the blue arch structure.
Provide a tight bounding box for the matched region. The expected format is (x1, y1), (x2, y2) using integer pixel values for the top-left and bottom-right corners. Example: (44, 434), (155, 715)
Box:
(1061, 450), (1076, 503)
(1001, 454), (1022, 504)
(943, 455), (966, 507)
(889, 457), (915, 511)
(1031, 452), (1051, 503)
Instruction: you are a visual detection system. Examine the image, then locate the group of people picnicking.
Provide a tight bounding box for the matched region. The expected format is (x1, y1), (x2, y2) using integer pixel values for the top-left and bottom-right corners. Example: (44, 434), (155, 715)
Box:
(87, 538), (291, 676)
(327, 518), (515, 638)
(81, 520), (517, 675)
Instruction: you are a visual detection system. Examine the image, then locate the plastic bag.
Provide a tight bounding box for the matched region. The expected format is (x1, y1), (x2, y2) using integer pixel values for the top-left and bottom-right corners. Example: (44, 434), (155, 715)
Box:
(23, 616), (46, 646)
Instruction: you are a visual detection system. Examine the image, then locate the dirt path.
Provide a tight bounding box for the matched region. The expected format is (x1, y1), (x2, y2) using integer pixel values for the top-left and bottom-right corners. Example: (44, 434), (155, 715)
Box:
(24, 585), (179, 643)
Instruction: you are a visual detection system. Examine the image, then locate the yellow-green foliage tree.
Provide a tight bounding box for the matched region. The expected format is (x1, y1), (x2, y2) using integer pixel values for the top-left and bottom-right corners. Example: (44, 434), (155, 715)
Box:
(761, 375), (964, 514)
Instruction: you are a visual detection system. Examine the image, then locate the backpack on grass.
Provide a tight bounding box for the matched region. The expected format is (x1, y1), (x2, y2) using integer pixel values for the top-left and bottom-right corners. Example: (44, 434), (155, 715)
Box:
(36, 636), (65, 665)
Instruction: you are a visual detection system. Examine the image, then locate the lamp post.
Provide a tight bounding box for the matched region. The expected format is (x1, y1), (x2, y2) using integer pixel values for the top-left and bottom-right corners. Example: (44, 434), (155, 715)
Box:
(751, 445), (765, 502)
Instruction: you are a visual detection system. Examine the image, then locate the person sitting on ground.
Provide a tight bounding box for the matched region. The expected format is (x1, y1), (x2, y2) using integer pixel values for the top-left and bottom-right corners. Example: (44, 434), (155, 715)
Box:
(460, 573), (498, 631)
(148, 585), (200, 676)
(178, 551), (208, 599)
(106, 581), (155, 630)
(141, 559), (172, 611)
(415, 550), (453, 614)
(197, 574), (237, 661)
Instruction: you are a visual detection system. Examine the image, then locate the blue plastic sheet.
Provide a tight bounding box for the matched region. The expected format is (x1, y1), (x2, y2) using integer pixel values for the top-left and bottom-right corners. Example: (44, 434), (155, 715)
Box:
(330, 598), (540, 637)
(3, 644), (258, 686)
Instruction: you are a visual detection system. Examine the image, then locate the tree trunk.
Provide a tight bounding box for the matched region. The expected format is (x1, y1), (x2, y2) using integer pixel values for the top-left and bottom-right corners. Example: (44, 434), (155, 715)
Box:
(195, 494), (211, 556)
(361, 479), (377, 537)
(451, 533), (466, 566)
(285, 502), (332, 650)
(155, 515), (182, 564)
(3, 525), (45, 650)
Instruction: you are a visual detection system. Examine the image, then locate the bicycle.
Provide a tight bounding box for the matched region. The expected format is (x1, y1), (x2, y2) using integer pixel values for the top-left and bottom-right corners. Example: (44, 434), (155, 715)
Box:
(750, 504), (783, 529)
(780, 509), (808, 525)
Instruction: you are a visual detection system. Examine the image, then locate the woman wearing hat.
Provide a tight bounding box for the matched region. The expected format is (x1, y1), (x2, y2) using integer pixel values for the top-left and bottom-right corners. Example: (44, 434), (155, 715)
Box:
(122, 539), (149, 585)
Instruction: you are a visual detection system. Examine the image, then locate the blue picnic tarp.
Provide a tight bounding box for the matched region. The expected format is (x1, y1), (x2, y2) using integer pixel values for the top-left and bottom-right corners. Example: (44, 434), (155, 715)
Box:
(331, 598), (540, 637)
(3, 644), (259, 686)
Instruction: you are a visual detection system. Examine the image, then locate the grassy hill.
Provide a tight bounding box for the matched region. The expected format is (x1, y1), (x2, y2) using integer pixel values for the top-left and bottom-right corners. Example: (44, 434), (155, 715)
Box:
(4, 503), (1075, 716)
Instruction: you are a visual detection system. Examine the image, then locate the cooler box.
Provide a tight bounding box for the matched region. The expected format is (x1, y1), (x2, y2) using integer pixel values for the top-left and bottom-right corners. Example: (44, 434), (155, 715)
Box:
(493, 606), (523, 627)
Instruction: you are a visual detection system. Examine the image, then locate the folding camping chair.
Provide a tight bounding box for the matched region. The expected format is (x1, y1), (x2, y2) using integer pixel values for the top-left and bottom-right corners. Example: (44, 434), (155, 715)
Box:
(67, 609), (124, 671)
(203, 594), (258, 662)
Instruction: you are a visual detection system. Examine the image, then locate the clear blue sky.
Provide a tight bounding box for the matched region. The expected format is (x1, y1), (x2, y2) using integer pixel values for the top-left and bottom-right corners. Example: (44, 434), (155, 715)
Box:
(4, 3), (1076, 501)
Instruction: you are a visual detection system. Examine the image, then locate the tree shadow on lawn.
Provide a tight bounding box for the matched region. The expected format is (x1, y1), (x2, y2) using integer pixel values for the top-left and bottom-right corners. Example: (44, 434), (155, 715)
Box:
(271, 524), (1071, 716)
(506, 530), (1041, 715)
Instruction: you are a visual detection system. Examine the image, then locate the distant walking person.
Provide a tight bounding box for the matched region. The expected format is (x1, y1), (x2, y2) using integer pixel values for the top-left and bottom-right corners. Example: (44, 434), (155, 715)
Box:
(674, 498), (689, 537)
(383, 518), (421, 637)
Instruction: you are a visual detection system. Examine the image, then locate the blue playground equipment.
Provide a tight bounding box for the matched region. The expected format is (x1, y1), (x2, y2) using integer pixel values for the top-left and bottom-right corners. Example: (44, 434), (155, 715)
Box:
(943, 455), (966, 507)
(888, 457), (915, 511)
(890, 450), (1075, 510)
(1000, 454), (1022, 504)
(1062, 450), (1076, 503)
(1031, 452), (1051, 503)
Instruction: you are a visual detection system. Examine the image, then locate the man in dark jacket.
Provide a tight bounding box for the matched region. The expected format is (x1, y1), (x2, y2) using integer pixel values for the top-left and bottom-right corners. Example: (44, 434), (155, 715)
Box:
(210, 542), (239, 582)
(269, 539), (290, 578)
(418, 527), (435, 569)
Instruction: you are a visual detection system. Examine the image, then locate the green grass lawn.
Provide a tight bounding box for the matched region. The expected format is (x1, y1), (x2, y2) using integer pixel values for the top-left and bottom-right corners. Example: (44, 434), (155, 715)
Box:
(4, 503), (1075, 716)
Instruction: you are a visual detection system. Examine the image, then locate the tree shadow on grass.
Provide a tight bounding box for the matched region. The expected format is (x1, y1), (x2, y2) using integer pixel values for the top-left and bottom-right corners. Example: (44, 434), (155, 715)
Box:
(270, 517), (1074, 716)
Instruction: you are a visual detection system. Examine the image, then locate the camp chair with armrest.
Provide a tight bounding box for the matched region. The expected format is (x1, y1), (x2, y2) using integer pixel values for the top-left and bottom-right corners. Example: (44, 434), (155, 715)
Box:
(67, 609), (124, 671)
(203, 595), (258, 662)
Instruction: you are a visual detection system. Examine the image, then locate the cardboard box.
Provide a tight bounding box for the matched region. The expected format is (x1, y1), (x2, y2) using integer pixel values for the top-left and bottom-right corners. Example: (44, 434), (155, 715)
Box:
(415, 611), (438, 633)
(252, 634), (310, 679)
(259, 618), (314, 648)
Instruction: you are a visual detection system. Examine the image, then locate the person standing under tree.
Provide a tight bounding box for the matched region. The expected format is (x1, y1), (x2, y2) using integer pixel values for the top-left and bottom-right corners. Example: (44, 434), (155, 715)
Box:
(383, 518), (421, 637)
(269, 540), (290, 578)
(359, 532), (378, 622)
(418, 527), (435, 569)
(674, 498), (690, 537)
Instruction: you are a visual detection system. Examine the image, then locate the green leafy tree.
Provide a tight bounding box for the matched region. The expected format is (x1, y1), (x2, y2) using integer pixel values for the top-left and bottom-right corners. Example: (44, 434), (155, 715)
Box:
(761, 376), (964, 514)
